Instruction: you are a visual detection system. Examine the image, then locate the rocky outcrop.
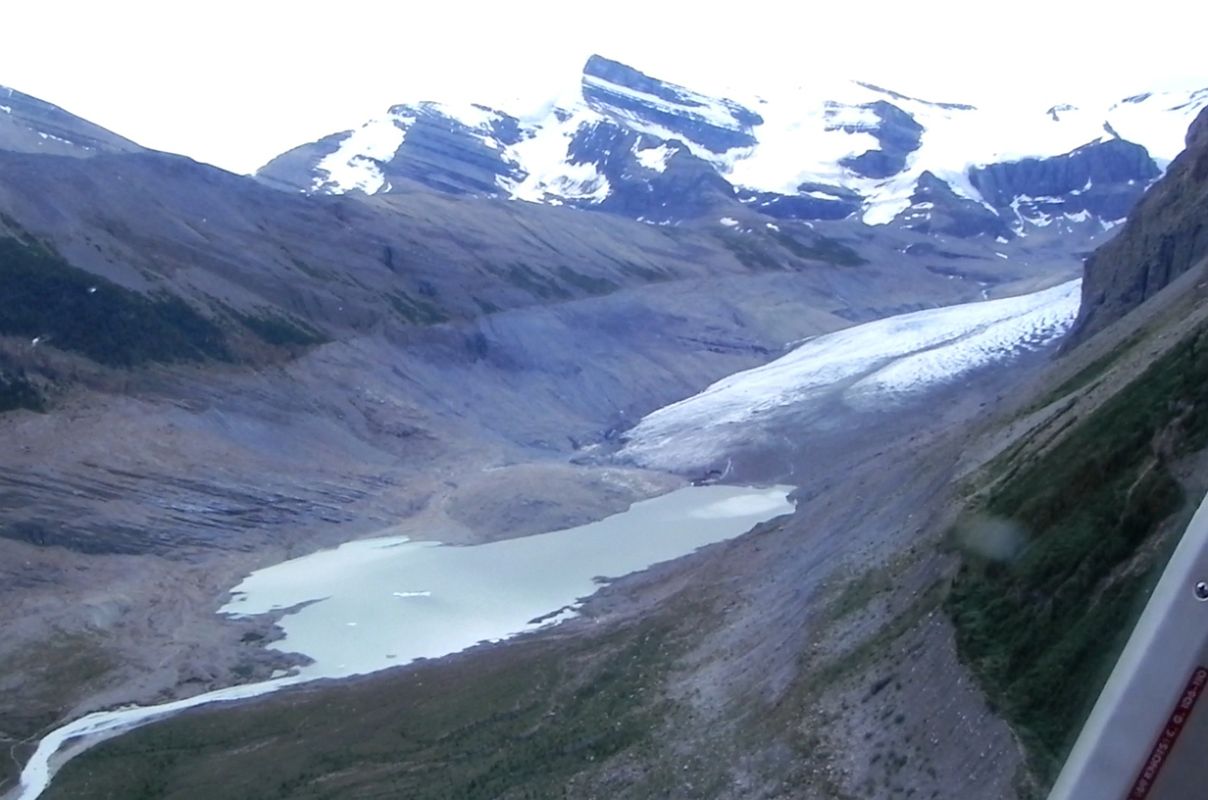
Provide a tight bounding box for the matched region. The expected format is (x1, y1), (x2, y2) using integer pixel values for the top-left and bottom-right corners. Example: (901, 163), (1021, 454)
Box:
(740, 183), (861, 221)
(970, 138), (1159, 225)
(581, 55), (762, 154)
(893, 171), (1011, 239)
(839, 100), (924, 179)
(1069, 107), (1208, 343)
(605, 148), (737, 221)
(970, 139), (1157, 208)
(379, 104), (522, 195)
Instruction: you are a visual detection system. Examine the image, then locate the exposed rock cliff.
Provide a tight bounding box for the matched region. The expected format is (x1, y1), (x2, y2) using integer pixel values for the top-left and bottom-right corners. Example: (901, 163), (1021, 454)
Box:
(1071, 107), (1208, 342)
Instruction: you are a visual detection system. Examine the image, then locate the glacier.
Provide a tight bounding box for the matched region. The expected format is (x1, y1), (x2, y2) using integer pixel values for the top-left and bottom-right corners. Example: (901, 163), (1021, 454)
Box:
(619, 280), (1081, 471)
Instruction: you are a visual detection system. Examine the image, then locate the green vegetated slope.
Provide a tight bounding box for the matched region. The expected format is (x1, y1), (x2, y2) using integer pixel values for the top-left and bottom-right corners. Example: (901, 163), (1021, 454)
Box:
(0, 235), (230, 367)
(44, 597), (713, 800)
(717, 228), (867, 271)
(948, 106), (1208, 794)
(946, 320), (1208, 788)
(0, 232), (333, 412)
(0, 359), (44, 412)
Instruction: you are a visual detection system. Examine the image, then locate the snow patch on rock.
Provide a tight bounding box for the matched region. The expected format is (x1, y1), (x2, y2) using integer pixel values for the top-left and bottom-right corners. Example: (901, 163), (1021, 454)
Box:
(312, 113), (411, 194)
(635, 142), (675, 173)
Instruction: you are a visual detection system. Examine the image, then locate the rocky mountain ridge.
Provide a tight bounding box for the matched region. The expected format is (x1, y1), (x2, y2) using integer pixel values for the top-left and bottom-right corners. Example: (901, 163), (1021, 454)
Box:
(1071, 105), (1208, 342)
(0, 85), (141, 157)
(258, 56), (1206, 240)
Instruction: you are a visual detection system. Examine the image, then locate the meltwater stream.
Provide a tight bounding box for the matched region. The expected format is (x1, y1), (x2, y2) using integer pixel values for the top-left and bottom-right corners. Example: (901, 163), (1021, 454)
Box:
(13, 484), (794, 800)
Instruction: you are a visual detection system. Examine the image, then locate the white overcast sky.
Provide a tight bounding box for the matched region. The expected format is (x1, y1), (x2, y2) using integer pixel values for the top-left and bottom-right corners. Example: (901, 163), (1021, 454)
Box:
(2, 0), (1205, 174)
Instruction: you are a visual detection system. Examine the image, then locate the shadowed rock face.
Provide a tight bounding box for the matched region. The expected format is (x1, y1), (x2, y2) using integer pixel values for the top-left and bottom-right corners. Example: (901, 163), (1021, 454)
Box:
(839, 100), (924, 179)
(563, 119), (738, 221)
(969, 138), (1160, 222)
(1069, 107), (1208, 344)
(894, 170), (1012, 239)
(740, 183), (862, 221)
(887, 139), (1161, 242)
(378, 104), (524, 195)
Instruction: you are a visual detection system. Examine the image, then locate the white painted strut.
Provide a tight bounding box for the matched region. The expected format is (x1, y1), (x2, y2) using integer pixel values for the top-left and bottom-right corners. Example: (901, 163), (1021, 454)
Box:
(1048, 491), (1208, 800)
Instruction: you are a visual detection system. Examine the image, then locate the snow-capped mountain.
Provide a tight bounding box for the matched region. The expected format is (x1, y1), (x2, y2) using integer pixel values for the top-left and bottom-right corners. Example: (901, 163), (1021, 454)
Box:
(257, 55), (1207, 238)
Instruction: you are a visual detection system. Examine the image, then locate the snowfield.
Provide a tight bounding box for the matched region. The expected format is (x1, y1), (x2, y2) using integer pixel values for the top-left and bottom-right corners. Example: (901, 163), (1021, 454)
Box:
(620, 280), (1081, 470)
(311, 111), (412, 194)
(301, 59), (1206, 226)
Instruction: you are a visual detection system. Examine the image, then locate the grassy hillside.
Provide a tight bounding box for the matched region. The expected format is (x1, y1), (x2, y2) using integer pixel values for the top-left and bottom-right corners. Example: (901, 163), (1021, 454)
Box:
(44, 604), (707, 800)
(946, 321), (1208, 787)
(0, 235), (230, 367)
(0, 361), (44, 412)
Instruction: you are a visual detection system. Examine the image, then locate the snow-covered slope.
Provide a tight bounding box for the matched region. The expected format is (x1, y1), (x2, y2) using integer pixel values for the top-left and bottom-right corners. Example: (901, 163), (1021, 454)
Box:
(257, 56), (1207, 236)
(619, 280), (1081, 471)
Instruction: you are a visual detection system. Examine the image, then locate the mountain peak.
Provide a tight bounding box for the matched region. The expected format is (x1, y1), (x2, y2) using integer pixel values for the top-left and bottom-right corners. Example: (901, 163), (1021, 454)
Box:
(855, 81), (976, 112)
(579, 53), (762, 154)
(582, 54), (655, 89)
(253, 56), (1206, 235)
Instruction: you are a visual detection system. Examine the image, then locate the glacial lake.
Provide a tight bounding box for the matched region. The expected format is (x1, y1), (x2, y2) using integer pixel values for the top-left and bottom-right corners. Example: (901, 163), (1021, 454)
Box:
(13, 483), (795, 800)
(220, 483), (796, 678)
